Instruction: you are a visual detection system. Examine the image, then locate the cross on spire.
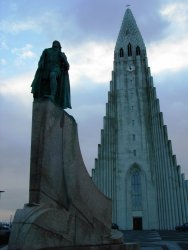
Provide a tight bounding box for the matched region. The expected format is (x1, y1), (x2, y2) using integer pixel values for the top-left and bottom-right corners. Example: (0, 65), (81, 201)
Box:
(126, 4), (131, 8)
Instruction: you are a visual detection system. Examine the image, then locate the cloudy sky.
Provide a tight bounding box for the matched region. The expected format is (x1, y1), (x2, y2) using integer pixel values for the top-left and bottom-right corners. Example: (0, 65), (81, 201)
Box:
(0, 0), (188, 222)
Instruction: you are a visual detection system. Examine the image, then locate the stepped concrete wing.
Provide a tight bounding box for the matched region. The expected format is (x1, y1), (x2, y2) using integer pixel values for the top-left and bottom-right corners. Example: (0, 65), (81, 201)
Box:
(8, 100), (129, 250)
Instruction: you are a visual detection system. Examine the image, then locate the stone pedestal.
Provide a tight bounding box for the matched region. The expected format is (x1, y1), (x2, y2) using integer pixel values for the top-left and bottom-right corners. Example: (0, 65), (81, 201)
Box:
(8, 101), (137, 250)
(40, 243), (139, 250)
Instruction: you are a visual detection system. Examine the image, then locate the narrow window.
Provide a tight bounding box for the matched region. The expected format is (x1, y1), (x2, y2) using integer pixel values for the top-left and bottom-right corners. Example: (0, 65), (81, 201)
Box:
(131, 170), (142, 209)
(132, 134), (135, 141)
(128, 43), (132, 57)
(125, 29), (129, 36)
(119, 48), (124, 57)
(136, 46), (141, 56)
(133, 149), (136, 156)
(132, 120), (135, 126)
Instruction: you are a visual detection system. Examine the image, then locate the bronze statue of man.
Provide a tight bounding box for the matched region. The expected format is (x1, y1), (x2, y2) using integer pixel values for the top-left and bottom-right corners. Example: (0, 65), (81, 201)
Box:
(31, 40), (71, 109)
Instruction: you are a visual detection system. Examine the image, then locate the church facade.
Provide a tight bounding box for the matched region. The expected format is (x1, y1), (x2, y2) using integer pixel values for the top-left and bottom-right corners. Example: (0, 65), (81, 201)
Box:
(92, 8), (188, 230)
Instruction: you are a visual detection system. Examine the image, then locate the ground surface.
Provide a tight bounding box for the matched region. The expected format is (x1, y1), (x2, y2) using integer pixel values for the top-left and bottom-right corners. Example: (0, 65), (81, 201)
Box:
(1, 230), (188, 250)
(122, 230), (188, 250)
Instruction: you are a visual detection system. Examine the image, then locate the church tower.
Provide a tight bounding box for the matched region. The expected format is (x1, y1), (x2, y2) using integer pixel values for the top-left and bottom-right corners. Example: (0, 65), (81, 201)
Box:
(92, 8), (188, 230)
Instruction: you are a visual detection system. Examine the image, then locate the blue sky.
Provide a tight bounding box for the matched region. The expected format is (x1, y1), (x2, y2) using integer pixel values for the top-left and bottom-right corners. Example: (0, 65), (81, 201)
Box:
(0, 0), (188, 222)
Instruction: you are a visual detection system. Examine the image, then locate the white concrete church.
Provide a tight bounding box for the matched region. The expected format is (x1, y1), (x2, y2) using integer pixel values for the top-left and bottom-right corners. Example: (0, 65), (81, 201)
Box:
(92, 8), (188, 230)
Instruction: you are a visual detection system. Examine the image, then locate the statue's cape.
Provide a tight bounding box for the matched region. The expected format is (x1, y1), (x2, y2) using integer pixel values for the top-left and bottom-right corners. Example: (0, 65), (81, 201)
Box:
(31, 68), (71, 110)
(31, 68), (43, 95)
(56, 69), (72, 109)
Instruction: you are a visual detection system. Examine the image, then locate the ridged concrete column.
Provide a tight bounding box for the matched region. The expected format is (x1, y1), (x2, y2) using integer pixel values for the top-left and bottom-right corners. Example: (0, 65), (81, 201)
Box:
(168, 140), (179, 226)
(163, 126), (174, 229)
(182, 176), (188, 221)
(180, 174), (187, 223)
(156, 104), (167, 229)
(176, 165), (184, 224)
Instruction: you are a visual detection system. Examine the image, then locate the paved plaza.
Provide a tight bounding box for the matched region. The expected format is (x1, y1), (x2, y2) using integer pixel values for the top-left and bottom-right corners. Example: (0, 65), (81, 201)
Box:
(122, 230), (188, 250)
(1, 230), (188, 250)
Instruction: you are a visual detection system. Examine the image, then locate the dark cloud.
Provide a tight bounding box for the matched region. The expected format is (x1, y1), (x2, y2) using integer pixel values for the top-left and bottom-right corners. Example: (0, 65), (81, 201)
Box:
(129, 0), (168, 42)
(0, 95), (31, 217)
(0, 95), (31, 177)
(68, 81), (109, 173)
(60, 0), (169, 43)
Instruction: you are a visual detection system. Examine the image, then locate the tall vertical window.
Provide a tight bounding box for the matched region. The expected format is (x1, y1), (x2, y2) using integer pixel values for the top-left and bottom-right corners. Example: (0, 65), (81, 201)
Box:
(119, 48), (124, 57)
(128, 43), (132, 56)
(136, 46), (141, 56)
(127, 43), (132, 56)
(131, 170), (142, 210)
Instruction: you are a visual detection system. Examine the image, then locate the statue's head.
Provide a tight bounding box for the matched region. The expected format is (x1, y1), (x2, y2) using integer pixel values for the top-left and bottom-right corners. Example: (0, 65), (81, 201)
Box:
(52, 40), (61, 51)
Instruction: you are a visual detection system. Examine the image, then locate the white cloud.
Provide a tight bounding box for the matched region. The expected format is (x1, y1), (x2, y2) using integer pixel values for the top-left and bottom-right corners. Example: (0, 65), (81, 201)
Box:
(0, 58), (7, 65)
(0, 34), (9, 50)
(0, 11), (72, 36)
(0, 20), (38, 34)
(9, 2), (18, 12)
(160, 2), (188, 35)
(0, 72), (33, 106)
(0, 40), (8, 50)
(12, 44), (36, 58)
(147, 2), (188, 75)
(148, 37), (188, 74)
(0, 41), (114, 99)
(11, 44), (36, 66)
(68, 41), (114, 85)
(0, 39), (112, 99)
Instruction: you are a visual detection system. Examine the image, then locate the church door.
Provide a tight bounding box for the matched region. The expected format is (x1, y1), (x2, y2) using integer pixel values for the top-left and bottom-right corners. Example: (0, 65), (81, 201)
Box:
(133, 217), (143, 230)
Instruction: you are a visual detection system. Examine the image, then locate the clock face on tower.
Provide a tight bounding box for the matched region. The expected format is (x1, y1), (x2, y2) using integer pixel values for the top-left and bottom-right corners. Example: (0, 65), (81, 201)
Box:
(126, 64), (135, 72)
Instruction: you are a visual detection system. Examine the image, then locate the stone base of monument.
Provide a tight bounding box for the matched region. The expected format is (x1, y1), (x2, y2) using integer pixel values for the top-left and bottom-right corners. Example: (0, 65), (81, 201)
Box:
(8, 204), (118, 249)
(40, 242), (139, 250)
(8, 100), (139, 250)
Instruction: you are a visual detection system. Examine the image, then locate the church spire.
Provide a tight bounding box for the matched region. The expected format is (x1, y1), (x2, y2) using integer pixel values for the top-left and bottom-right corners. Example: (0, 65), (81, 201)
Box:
(115, 8), (146, 55)
(92, 6), (188, 231)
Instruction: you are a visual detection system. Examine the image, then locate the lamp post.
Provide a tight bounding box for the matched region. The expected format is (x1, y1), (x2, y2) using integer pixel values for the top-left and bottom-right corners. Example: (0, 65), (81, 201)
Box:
(0, 191), (5, 199)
